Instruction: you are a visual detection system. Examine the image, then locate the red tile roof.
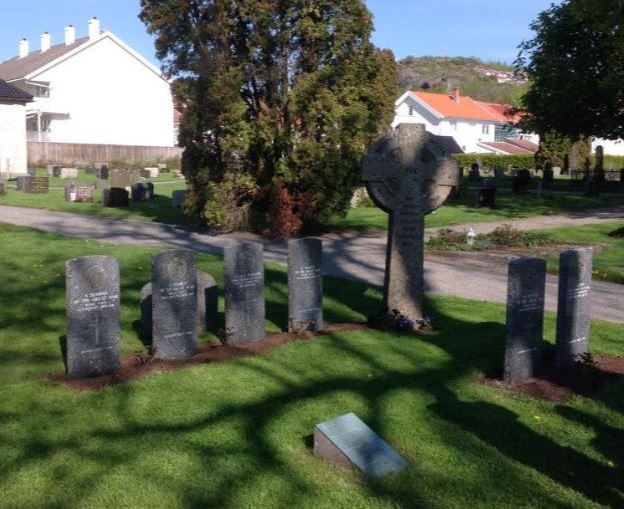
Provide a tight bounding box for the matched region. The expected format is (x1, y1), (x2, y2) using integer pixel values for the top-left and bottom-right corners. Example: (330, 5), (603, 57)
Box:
(478, 141), (536, 155)
(504, 139), (539, 152)
(0, 37), (89, 81)
(412, 91), (519, 123)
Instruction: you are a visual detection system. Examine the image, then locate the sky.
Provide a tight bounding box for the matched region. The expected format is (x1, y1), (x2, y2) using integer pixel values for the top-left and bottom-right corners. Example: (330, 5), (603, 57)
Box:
(0, 0), (560, 68)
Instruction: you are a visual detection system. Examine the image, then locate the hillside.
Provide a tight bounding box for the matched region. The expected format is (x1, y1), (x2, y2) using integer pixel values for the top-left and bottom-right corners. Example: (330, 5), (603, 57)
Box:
(398, 56), (529, 106)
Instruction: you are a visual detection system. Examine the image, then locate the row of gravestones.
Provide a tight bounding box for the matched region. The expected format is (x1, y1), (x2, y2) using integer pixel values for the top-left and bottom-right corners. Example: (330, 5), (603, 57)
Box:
(65, 238), (322, 378)
(503, 248), (592, 382)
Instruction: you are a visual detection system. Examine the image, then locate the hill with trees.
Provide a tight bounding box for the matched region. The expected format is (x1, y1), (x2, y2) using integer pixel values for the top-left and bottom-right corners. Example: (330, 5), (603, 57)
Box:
(398, 56), (529, 105)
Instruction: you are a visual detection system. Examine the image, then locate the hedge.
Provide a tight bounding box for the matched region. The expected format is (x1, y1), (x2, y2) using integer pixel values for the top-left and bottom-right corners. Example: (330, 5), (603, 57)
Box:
(452, 153), (535, 170)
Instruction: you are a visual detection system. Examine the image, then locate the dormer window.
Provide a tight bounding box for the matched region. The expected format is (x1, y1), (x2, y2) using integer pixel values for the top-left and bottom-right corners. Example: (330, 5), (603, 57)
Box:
(408, 106), (414, 116)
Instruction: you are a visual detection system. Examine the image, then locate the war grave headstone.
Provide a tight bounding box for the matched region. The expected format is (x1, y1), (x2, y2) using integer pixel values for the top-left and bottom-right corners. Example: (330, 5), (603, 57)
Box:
(23, 176), (49, 193)
(172, 189), (189, 209)
(503, 257), (546, 383)
(95, 179), (110, 191)
(102, 187), (129, 207)
(131, 182), (155, 201)
(141, 270), (217, 340)
(151, 249), (198, 359)
(556, 249), (592, 369)
(362, 123), (459, 321)
(66, 255), (120, 378)
(224, 241), (265, 344)
(60, 167), (79, 179)
(288, 238), (323, 332)
(314, 412), (409, 476)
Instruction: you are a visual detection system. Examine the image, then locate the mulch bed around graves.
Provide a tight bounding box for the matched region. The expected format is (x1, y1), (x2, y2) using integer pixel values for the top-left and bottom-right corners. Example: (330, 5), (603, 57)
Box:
(47, 322), (369, 392)
(481, 354), (624, 403)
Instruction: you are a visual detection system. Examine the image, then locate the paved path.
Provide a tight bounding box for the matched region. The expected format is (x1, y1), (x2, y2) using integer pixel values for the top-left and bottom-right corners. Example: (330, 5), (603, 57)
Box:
(1, 204), (623, 322)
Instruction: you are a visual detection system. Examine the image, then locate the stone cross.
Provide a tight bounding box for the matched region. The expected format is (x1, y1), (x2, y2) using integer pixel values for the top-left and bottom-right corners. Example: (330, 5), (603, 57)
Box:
(362, 123), (458, 321)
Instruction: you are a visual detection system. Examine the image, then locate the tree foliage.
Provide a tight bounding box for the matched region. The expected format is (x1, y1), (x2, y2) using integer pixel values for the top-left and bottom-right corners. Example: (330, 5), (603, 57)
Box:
(517, 0), (624, 140)
(140, 0), (397, 234)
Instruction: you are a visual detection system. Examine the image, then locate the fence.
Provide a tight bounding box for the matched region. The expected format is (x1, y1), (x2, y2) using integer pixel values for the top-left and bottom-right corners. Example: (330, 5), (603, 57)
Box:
(27, 142), (183, 166)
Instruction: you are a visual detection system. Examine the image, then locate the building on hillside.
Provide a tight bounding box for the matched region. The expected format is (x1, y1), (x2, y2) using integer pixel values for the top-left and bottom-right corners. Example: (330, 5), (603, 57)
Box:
(393, 88), (539, 154)
(0, 79), (32, 177)
(0, 18), (174, 148)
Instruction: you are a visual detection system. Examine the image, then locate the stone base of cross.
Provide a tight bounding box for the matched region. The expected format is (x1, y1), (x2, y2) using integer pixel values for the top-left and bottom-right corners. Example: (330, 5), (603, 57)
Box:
(362, 124), (459, 323)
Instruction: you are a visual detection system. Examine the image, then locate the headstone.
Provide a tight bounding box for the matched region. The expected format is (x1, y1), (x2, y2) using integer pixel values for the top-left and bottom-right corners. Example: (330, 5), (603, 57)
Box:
(46, 164), (58, 176)
(361, 123), (459, 321)
(16, 175), (28, 191)
(84, 167), (97, 175)
(151, 249), (198, 360)
(314, 412), (409, 476)
(110, 169), (133, 189)
(552, 166), (561, 178)
(60, 167), (79, 179)
(23, 176), (49, 193)
(158, 163), (167, 170)
(172, 189), (189, 209)
(75, 184), (94, 203)
(468, 162), (481, 182)
(476, 184), (497, 209)
(143, 167), (160, 178)
(102, 187), (129, 207)
(595, 145), (605, 184)
(95, 179), (110, 191)
(288, 238), (323, 332)
(0, 182), (5, 195)
(141, 270), (217, 340)
(543, 167), (554, 185)
(65, 256), (120, 378)
(224, 241), (265, 344)
(556, 249), (592, 369)
(493, 166), (505, 179)
(131, 182), (155, 201)
(503, 258), (546, 383)
(511, 169), (531, 194)
(96, 166), (109, 180)
(64, 182), (78, 202)
(53, 166), (62, 178)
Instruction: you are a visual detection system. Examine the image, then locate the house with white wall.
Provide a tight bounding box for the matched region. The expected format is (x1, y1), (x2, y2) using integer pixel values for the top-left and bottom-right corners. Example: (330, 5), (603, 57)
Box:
(0, 79), (32, 176)
(0, 18), (174, 148)
(393, 89), (539, 154)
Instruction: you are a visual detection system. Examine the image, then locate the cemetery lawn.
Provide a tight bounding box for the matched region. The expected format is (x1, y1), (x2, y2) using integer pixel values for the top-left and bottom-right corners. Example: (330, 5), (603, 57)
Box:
(330, 193), (624, 231)
(1, 225), (623, 508)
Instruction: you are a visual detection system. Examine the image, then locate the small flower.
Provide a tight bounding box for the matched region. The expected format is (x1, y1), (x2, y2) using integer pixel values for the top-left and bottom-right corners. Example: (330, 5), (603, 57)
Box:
(607, 461), (615, 468)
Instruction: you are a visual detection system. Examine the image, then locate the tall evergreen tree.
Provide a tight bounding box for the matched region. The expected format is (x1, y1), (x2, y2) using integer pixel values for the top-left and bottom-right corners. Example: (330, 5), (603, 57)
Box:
(140, 0), (397, 234)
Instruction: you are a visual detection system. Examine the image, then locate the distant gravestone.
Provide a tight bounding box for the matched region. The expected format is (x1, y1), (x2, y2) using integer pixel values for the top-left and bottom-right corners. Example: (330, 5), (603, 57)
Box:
(0, 182), (5, 195)
(151, 249), (198, 359)
(75, 184), (94, 203)
(66, 255), (120, 378)
(102, 187), (129, 207)
(493, 166), (505, 179)
(60, 167), (78, 179)
(503, 258), (546, 383)
(556, 249), (592, 368)
(46, 164), (59, 176)
(95, 178), (110, 190)
(53, 166), (62, 177)
(64, 182), (78, 202)
(172, 189), (189, 209)
(468, 163), (481, 181)
(511, 169), (531, 194)
(111, 169), (132, 189)
(142, 167), (160, 178)
(224, 241), (265, 344)
(362, 123), (458, 321)
(131, 182), (154, 201)
(288, 238), (323, 332)
(96, 166), (109, 180)
(24, 176), (49, 193)
(314, 413), (409, 476)
(141, 270), (217, 340)
(16, 175), (28, 191)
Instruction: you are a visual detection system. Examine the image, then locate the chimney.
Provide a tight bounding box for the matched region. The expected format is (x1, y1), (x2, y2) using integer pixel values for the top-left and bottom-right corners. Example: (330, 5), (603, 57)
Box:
(88, 17), (100, 40)
(451, 86), (460, 104)
(40, 32), (51, 52)
(18, 38), (29, 58)
(64, 25), (76, 45)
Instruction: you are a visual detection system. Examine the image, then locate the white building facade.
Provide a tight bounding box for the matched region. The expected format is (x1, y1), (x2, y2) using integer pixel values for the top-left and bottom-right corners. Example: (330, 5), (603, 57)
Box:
(0, 18), (174, 148)
(0, 80), (32, 176)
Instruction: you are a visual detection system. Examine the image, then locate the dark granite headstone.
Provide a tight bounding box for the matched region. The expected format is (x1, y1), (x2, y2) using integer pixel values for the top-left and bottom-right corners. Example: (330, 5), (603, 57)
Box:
(493, 166), (505, 179)
(172, 189), (189, 209)
(66, 256), (120, 378)
(468, 163), (481, 182)
(224, 241), (265, 344)
(152, 249), (198, 359)
(102, 187), (129, 207)
(314, 413), (409, 476)
(503, 257), (546, 383)
(24, 176), (49, 193)
(131, 182), (154, 201)
(53, 166), (62, 178)
(96, 167), (109, 180)
(511, 169), (531, 194)
(556, 249), (592, 368)
(288, 238), (323, 332)
(140, 270), (218, 340)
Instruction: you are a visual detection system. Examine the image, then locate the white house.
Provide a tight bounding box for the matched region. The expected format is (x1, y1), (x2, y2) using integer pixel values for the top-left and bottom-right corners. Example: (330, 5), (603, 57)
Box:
(393, 89), (539, 154)
(0, 18), (174, 147)
(0, 79), (32, 176)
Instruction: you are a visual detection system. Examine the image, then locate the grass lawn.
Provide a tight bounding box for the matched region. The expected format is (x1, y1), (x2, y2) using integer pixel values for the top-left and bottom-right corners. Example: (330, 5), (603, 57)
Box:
(0, 224), (623, 508)
(329, 192), (624, 232)
(1, 168), (189, 224)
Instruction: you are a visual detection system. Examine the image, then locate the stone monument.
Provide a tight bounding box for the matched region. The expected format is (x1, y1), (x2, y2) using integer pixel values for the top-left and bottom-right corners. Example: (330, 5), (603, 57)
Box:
(66, 256), (120, 378)
(362, 123), (458, 321)
(288, 238), (323, 332)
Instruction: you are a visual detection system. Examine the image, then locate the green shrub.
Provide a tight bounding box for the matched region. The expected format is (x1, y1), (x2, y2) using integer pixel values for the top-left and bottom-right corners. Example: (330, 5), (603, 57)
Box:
(453, 154), (535, 171)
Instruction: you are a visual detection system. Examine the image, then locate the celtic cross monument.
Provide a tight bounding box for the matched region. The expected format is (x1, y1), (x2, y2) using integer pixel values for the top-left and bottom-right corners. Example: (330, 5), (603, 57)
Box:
(362, 123), (459, 322)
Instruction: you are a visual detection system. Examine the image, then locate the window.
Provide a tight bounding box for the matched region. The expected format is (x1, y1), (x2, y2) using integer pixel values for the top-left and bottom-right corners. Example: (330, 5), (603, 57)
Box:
(450, 121), (457, 131)
(482, 125), (490, 135)
(408, 106), (414, 116)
